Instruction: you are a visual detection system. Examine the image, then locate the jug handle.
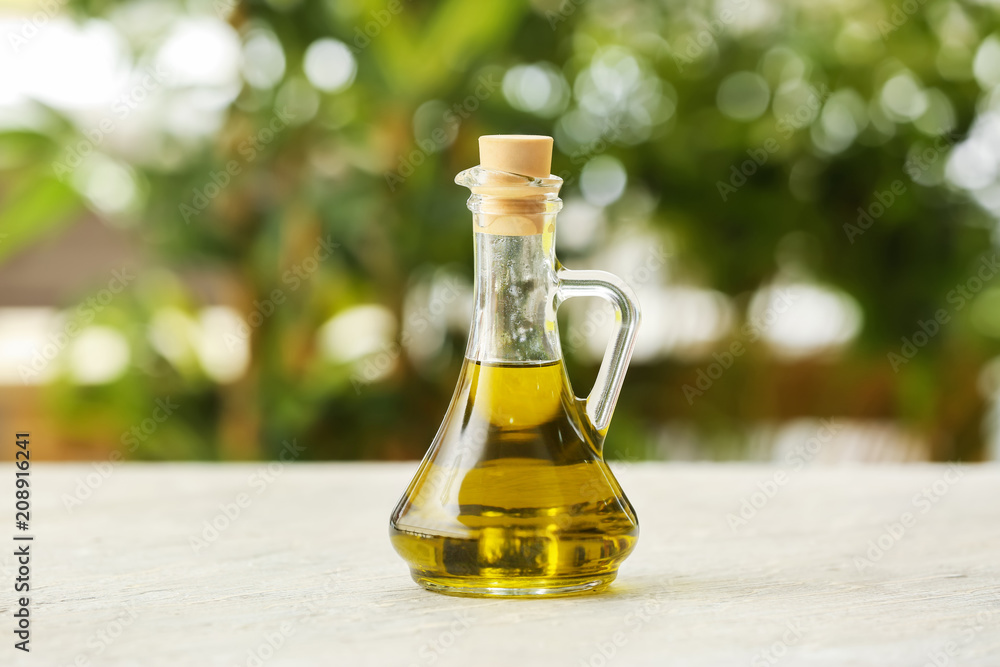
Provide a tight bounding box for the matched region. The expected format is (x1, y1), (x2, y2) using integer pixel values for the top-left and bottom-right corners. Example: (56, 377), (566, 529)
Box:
(555, 268), (641, 436)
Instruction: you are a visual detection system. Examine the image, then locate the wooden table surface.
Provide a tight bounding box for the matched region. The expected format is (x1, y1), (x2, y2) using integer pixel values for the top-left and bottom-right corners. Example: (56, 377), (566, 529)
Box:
(6, 462), (1000, 666)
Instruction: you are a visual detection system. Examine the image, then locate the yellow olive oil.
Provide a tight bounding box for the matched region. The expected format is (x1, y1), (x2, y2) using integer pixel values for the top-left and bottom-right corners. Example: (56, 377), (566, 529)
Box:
(389, 360), (638, 597)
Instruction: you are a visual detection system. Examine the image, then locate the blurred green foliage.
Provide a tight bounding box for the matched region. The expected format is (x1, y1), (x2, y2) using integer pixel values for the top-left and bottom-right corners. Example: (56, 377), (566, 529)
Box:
(5, 0), (1000, 461)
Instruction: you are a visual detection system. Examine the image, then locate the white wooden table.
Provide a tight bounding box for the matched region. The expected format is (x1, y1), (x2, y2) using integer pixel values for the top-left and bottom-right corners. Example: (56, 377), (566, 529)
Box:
(6, 463), (1000, 666)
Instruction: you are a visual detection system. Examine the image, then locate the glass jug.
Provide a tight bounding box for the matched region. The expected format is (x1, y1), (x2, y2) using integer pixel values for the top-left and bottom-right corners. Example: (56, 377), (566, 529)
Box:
(389, 135), (641, 597)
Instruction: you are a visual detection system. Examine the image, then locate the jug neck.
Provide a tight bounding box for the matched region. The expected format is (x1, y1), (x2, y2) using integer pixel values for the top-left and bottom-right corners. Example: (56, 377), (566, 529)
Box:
(456, 166), (565, 365)
(466, 226), (561, 364)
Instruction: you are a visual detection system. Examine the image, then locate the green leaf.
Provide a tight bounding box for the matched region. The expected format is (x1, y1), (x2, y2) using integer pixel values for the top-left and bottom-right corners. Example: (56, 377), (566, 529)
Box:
(0, 172), (81, 264)
(372, 0), (527, 97)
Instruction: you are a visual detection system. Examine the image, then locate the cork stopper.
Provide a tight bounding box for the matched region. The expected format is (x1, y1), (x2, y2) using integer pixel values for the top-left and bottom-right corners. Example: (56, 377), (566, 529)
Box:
(459, 135), (561, 236)
(478, 135), (553, 179)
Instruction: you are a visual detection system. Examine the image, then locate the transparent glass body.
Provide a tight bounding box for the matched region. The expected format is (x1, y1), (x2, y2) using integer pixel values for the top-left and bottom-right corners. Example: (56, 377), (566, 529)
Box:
(389, 167), (641, 597)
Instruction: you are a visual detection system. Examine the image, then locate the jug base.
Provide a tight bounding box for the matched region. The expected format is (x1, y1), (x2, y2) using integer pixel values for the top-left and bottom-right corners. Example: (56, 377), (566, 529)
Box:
(410, 572), (617, 598)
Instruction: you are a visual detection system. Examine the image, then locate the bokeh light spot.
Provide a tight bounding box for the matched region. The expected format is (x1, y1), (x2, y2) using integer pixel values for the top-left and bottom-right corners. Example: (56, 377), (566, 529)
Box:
(69, 326), (130, 385)
(717, 72), (770, 121)
(580, 155), (627, 207)
(243, 30), (286, 90)
(304, 38), (357, 93)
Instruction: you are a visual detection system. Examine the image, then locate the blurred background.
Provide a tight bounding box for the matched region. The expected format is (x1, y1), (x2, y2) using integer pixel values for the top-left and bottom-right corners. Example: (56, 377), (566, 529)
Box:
(3, 0), (1000, 463)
